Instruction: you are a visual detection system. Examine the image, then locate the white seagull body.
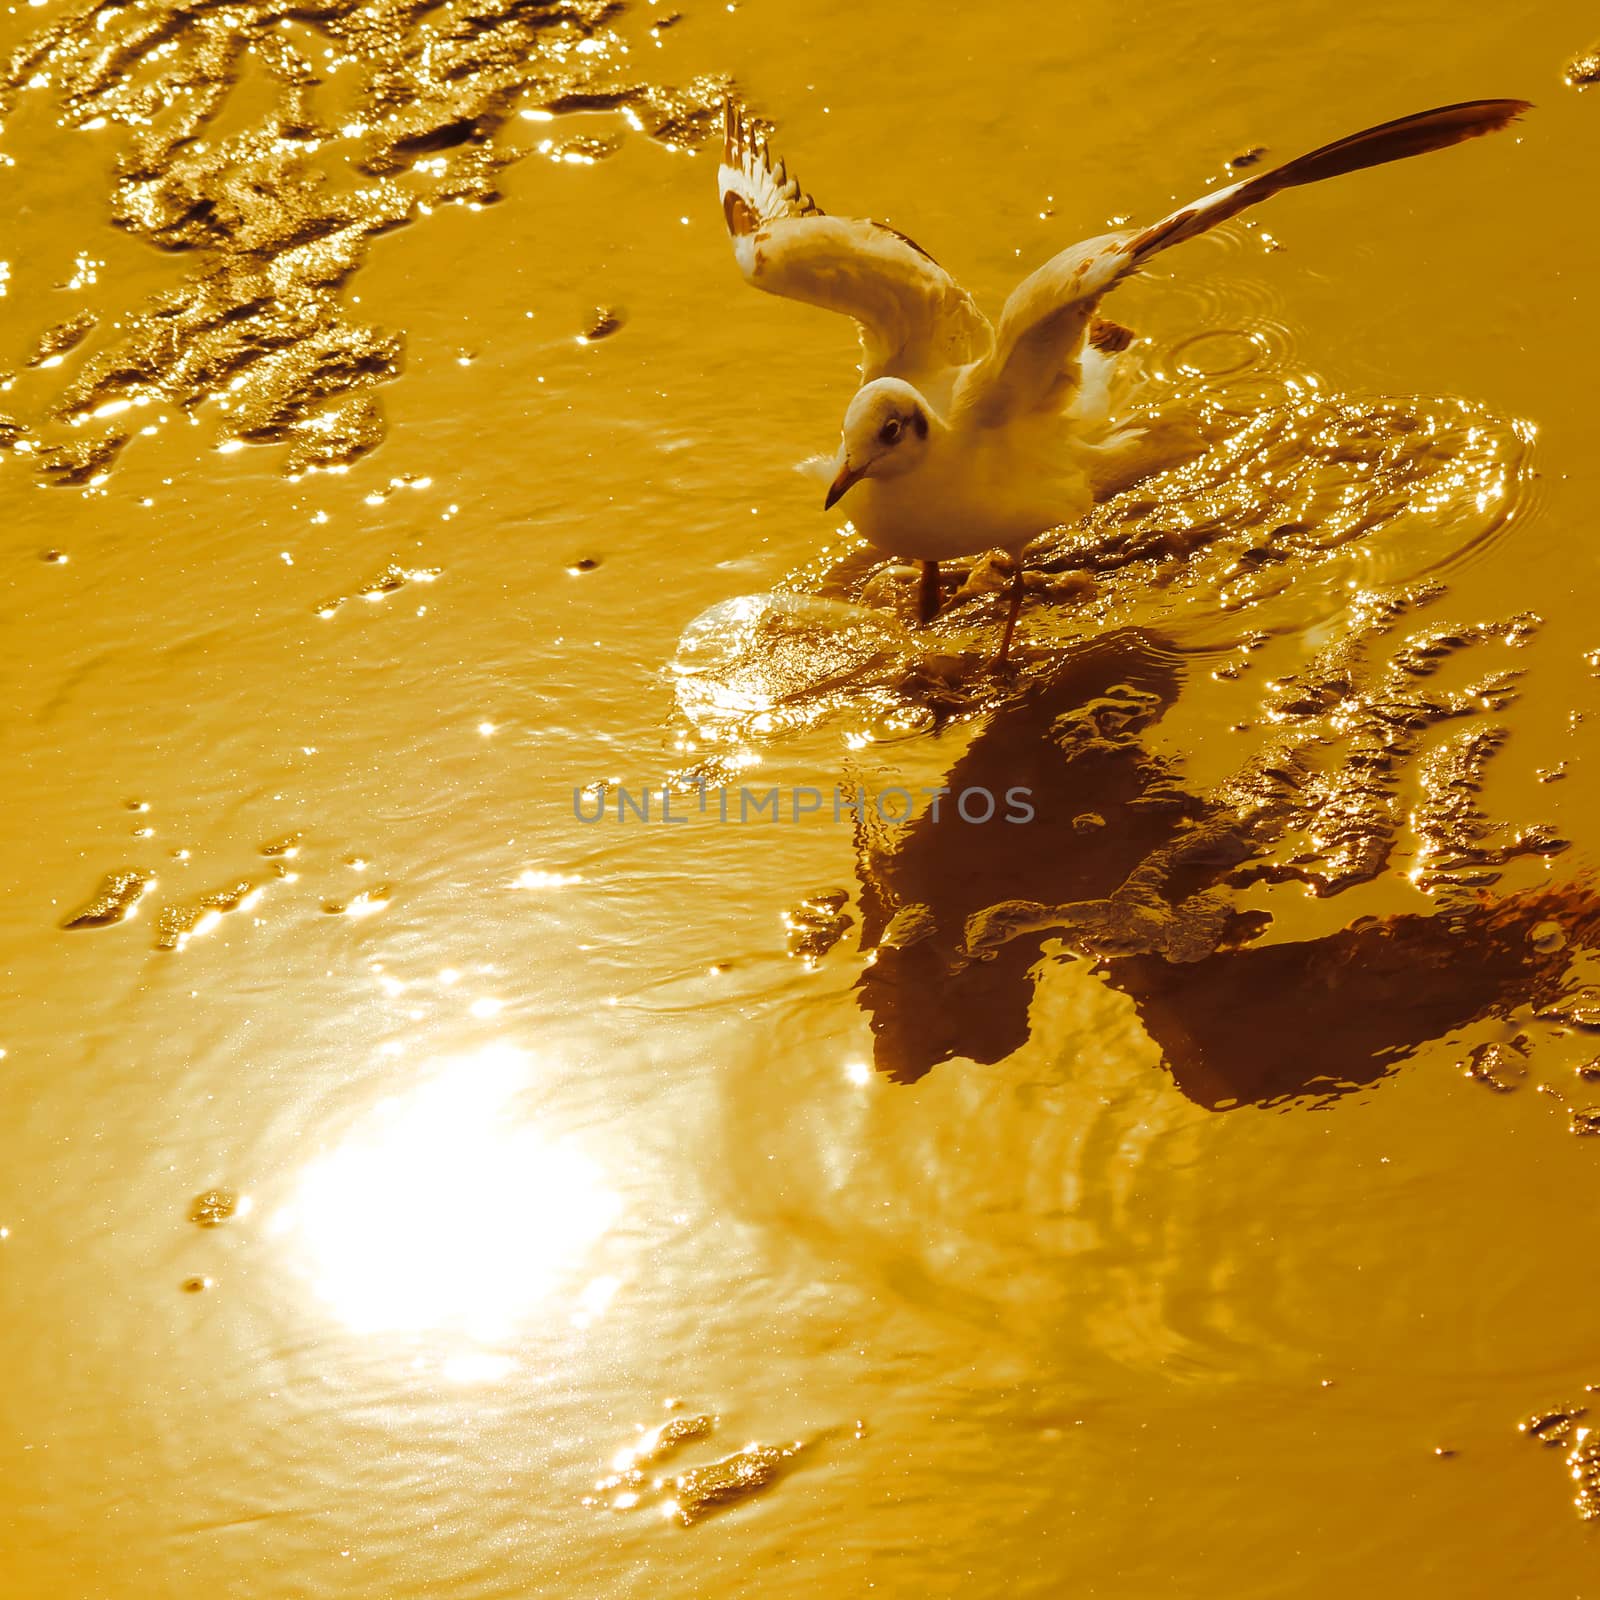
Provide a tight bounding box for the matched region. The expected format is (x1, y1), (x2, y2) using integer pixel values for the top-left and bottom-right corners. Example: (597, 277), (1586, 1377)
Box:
(717, 97), (1529, 655)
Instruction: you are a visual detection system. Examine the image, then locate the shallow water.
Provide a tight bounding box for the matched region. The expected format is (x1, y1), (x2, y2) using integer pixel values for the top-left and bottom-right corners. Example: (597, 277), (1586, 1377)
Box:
(5, 1), (1600, 1595)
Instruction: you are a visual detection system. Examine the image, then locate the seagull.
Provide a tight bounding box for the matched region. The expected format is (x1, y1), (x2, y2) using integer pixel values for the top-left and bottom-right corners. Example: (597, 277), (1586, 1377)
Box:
(718, 98), (1530, 662)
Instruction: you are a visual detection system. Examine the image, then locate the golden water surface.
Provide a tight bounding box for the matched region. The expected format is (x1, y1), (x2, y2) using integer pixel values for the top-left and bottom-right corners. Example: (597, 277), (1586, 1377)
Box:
(4, 1), (1600, 1594)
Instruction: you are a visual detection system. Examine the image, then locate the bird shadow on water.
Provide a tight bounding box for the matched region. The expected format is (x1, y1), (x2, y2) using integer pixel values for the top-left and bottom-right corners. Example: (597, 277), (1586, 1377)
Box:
(848, 599), (1589, 1108)
(671, 365), (1577, 1111)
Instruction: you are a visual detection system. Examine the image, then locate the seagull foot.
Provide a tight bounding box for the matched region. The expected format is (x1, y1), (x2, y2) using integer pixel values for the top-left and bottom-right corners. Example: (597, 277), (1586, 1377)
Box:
(993, 556), (1027, 668)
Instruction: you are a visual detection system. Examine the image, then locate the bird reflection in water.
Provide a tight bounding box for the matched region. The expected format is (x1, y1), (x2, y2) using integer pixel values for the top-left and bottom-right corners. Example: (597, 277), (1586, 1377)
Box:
(271, 1044), (621, 1342)
(853, 627), (1586, 1107)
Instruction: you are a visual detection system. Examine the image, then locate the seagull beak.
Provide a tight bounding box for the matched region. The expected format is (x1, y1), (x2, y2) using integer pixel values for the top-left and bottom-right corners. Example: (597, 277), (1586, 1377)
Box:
(824, 454), (862, 511)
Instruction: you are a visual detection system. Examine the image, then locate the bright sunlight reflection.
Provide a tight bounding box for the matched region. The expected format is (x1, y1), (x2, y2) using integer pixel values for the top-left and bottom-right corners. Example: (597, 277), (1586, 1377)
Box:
(273, 1044), (620, 1339)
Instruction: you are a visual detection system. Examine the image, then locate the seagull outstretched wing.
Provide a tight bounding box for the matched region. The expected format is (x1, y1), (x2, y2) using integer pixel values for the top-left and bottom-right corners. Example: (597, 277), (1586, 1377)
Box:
(954, 98), (1531, 429)
(719, 101), (993, 388)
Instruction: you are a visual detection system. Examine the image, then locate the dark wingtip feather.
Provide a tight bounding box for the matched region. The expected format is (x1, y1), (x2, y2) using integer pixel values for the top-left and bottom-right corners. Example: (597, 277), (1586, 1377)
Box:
(1265, 98), (1533, 196)
(1125, 99), (1531, 264)
(1087, 316), (1136, 354)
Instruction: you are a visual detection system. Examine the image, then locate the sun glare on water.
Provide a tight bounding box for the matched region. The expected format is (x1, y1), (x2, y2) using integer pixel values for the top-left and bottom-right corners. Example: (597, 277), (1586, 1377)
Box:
(273, 1045), (621, 1341)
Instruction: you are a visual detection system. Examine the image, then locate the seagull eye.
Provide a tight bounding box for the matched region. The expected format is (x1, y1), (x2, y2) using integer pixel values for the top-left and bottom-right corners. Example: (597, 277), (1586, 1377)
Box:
(878, 418), (902, 446)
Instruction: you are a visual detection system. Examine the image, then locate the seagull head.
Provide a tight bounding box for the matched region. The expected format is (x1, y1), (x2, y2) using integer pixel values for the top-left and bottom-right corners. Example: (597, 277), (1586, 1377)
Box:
(825, 379), (932, 510)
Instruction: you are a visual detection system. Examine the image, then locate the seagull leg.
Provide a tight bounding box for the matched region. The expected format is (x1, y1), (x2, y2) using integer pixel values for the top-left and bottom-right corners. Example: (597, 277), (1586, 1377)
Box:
(916, 560), (941, 625)
(995, 559), (1026, 667)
